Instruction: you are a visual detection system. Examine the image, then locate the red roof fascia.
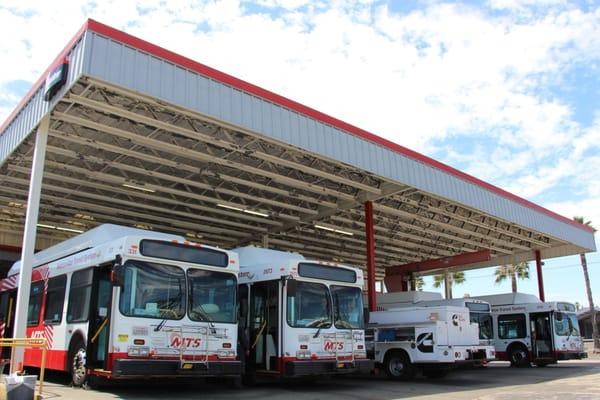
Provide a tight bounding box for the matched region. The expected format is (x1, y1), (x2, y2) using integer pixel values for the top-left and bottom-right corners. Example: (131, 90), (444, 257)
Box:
(386, 250), (492, 276)
(0, 19), (594, 234)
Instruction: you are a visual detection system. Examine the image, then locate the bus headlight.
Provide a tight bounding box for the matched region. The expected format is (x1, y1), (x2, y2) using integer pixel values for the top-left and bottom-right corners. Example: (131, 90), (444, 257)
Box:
(296, 350), (311, 359)
(128, 346), (150, 357)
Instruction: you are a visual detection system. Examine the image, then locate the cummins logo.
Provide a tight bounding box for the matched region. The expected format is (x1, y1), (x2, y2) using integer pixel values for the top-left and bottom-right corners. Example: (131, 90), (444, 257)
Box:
(452, 314), (459, 326)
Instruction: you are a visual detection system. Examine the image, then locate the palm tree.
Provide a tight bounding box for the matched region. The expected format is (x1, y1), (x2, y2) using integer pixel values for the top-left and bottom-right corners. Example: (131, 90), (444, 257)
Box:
(494, 262), (529, 293)
(433, 271), (465, 299)
(412, 275), (425, 291)
(573, 216), (599, 354)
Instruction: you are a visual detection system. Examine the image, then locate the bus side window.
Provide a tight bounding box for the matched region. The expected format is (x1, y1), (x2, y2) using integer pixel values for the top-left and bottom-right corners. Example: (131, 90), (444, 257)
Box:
(67, 269), (93, 323)
(27, 282), (45, 326)
(498, 313), (526, 339)
(44, 275), (67, 325)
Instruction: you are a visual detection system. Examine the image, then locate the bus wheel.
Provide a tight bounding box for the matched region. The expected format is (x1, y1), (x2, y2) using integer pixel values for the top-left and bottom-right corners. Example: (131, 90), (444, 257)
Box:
(69, 339), (87, 387)
(383, 351), (415, 380)
(508, 346), (529, 368)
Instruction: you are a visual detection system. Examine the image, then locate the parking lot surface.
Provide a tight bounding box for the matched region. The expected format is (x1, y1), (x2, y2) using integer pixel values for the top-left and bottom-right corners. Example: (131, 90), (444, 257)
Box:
(36, 360), (600, 400)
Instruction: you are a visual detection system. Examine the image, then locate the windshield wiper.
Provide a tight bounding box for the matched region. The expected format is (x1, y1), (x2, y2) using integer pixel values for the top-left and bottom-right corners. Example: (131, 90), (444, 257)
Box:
(310, 318), (330, 338)
(154, 299), (182, 332)
(192, 303), (215, 329)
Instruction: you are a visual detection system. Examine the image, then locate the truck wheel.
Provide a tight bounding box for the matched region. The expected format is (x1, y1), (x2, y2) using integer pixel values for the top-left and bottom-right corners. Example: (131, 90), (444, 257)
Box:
(69, 337), (87, 387)
(508, 346), (530, 368)
(383, 351), (415, 380)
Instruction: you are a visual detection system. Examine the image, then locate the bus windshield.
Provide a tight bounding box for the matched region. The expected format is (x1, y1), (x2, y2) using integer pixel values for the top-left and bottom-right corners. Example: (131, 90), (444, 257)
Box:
(331, 285), (364, 329)
(119, 260), (185, 319)
(188, 269), (237, 323)
(554, 312), (580, 336)
(287, 281), (331, 328)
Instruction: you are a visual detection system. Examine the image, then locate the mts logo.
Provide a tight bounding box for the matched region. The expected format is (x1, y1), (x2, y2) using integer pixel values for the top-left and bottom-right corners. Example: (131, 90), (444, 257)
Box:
(323, 341), (344, 352)
(170, 334), (202, 348)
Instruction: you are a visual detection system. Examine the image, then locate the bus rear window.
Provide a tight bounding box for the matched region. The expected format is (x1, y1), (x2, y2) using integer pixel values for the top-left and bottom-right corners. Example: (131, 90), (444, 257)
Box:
(140, 240), (228, 267)
(298, 263), (356, 283)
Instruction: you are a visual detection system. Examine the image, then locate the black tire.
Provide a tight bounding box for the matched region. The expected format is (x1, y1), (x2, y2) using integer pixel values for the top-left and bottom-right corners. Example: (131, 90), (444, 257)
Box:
(422, 366), (450, 379)
(68, 337), (87, 387)
(508, 345), (530, 368)
(383, 351), (416, 380)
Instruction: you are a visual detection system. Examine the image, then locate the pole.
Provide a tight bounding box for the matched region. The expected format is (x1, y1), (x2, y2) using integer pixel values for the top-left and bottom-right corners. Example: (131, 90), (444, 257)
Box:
(535, 250), (545, 301)
(365, 201), (376, 312)
(11, 117), (49, 373)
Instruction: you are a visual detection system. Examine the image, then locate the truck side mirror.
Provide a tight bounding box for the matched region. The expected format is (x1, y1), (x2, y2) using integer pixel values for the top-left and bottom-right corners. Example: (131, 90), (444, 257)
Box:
(363, 307), (370, 325)
(287, 278), (297, 297)
(111, 256), (125, 287)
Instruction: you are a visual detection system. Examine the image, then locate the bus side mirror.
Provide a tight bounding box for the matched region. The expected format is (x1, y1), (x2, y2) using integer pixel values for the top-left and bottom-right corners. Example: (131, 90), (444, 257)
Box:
(111, 257), (125, 287)
(287, 278), (297, 297)
(364, 307), (370, 325)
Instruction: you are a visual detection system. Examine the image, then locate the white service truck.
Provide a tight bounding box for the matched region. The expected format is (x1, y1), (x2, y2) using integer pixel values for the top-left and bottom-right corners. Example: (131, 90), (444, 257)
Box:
(366, 292), (495, 379)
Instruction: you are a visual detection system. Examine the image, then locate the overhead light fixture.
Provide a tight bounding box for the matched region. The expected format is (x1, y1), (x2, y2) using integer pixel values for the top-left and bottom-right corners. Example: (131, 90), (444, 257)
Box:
(37, 223), (84, 234)
(217, 204), (269, 218)
(314, 224), (354, 236)
(37, 223), (56, 230)
(122, 183), (156, 193)
(56, 226), (84, 234)
(74, 213), (95, 221)
(186, 232), (203, 239)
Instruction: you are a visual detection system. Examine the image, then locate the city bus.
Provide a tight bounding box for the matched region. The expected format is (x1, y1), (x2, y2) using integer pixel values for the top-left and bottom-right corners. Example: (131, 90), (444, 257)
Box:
(472, 293), (587, 367)
(0, 224), (241, 386)
(234, 247), (373, 382)
(376, 291), (495, 346)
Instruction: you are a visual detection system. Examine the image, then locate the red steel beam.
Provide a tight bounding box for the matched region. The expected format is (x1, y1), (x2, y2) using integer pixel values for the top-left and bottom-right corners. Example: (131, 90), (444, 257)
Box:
(386, 250), (492, 276)
(365, 201), (377, 312)
(535, 250), (545, 301)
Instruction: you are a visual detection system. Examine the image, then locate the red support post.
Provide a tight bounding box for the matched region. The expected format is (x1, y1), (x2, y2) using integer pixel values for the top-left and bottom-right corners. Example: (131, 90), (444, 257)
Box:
(535, 250), (545, 301)
(365, 201), (377, 312)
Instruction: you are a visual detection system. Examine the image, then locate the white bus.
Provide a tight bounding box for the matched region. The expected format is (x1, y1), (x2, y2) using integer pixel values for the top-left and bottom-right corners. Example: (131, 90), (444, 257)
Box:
(235, 247), (373, 382)
(0, 224), (241, 386)
(376, 292), (495, 347)
(367, 293), (495, 379)
(472, 293), (587, 367)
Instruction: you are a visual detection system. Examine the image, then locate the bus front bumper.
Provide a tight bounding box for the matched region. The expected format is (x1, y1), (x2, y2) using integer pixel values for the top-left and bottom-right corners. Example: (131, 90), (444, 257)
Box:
(112, 359), (242, 378)
(284, 359), (373, 377)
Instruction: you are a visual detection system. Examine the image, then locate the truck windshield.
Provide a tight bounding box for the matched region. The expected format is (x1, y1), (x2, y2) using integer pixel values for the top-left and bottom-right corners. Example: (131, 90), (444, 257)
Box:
(470, 313), (493, 340)
(119, 260), (185, 319)
(554, 312), (580, 336)
(187, 269), (237, 323)
(287, 281), (331, 328)
(331, 285), (364, 329)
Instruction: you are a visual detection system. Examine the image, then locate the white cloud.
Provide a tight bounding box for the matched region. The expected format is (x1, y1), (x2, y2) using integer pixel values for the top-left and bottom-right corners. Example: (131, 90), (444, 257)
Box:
(0, 1), (599, 226)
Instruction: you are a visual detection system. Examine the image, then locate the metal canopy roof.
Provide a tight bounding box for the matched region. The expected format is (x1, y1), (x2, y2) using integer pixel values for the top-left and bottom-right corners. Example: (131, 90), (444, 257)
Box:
(0, 20), (595, 279)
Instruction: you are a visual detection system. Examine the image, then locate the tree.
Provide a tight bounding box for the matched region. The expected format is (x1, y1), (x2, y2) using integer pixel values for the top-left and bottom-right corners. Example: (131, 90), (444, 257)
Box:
(411, 275), (425, 291)
(433, 271), (465, 299)
(494, 262), (530, 293)
(573, 216), (599, 354)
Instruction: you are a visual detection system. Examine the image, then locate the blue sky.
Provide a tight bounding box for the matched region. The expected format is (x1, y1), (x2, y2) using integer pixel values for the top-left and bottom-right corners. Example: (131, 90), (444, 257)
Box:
(0, 0), (598, 306)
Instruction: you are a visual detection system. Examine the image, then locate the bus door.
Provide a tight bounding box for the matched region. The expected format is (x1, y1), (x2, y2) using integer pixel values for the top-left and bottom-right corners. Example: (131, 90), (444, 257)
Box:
(87, 266), (112, 370)
(530, 312), (553, 360)
(249, 281), (279, 373)
(0, 290), (17, 360)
